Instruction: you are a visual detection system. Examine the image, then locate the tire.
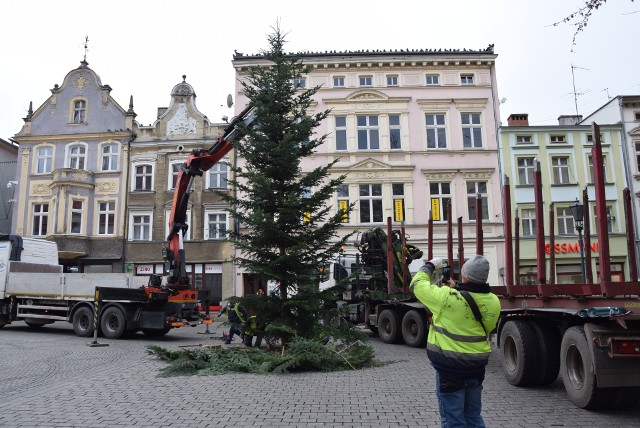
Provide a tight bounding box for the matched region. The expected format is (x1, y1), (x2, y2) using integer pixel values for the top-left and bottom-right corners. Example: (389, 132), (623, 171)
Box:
(560, 326), (612, 409)
(378, 309), (402, 344)
(100, 306), (127, 339)
(530, 319), (561, 386)
(24, 319), (47, 328)
(142, 327), (171, 337)
(72, 306), (95, 337)
(499, 320), (541, 386)
(401, 310), (427, 348)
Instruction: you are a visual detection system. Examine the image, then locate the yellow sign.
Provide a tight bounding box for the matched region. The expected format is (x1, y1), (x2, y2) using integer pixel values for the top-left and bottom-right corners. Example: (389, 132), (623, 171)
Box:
(394, 199), (404, 222)
(303, 212), (310, 223)
(431, 198), (441, 221)
(339, 200), (348, 223)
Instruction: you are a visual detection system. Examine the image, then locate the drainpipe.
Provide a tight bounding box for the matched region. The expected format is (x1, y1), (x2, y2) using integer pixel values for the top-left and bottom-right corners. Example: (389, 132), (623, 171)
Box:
(122, 131), (136, 273)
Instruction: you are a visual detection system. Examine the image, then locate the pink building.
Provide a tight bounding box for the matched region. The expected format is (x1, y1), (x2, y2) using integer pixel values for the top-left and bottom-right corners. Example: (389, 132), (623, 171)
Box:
(232, 47), (504, 286)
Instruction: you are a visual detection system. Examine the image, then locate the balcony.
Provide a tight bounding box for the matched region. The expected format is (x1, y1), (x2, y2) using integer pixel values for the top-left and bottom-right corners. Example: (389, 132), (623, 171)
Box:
(50, 168), (95, 190)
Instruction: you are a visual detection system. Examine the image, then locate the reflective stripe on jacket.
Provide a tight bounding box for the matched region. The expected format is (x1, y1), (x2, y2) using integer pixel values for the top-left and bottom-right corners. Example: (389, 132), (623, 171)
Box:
(411, 267), (501, 380)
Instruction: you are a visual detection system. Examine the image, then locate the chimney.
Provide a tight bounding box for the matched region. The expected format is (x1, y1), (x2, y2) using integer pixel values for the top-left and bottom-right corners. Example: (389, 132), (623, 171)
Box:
(557, 115), (583, 126)
(507, 113), (529, 126)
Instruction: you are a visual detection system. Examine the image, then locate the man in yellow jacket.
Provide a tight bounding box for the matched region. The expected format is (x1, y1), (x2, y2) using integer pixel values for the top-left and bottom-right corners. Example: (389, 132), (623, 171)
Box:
(411, 255), (500, 428)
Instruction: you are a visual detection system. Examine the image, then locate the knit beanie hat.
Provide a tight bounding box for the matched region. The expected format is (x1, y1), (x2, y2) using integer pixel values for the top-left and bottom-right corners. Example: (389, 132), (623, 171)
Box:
(461, 255), (490, 284)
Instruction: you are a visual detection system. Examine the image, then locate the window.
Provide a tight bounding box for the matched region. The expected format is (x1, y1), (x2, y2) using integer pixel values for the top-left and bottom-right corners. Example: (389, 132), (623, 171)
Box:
(134, 164), (153, 191)
(205, 212), (227, 239)
(550, 135), (566, 144)
(333, 76), (345, 87)
(386, 75), (398, 86)
(66, 143), (86, 169)
(169, 161), (182, 189)
(467, 181), (489, 221)
(32, 203), (48, 236)
(586, 133), (604, 143)
(521, 208), (536, 236)
(430, 182), (451, 222)
(101, 143), (118, 171)
(130, 212), (152, 241)
(357, 115), (379, 150)
(337, 184), (349, 223)
(588, 155), (607, 183)
(359, 184), (383, 223)
(556, 207), (575, 235)
(426, 74), (440, 86)
(98, 201), (115, 235)
(552, 157), (570, 184)
(389, 115), (401, 149)
(635, 112), (640, 121)
(516, 135), (532, 144)
(517, 157), (535, 185)
(165, 208), (191, 240)
(392, 183), (405, 222)
(359, 75), (373, 87)
(426, 114), (447, 149)
(292, 78), (306, 89)
(70, 200), (83, 234)
(335, 116), (347, 151)
(73, 100), (86, 123)
(35, 146), (53, 174)
(461, 74), (474, 85)
(636, 142), (640, 173)
(207, 161), (229, 189)
(592, 205), (615, 234)
(461, 113), (482, 148)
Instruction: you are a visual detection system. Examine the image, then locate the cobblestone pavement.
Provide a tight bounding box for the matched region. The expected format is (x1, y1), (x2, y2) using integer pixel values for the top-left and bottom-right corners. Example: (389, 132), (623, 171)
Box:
(0, 320), (639, 428)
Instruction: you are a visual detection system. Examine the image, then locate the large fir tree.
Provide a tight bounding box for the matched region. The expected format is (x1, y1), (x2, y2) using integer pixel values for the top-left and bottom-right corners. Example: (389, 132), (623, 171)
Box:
(220, 27), (354, 344)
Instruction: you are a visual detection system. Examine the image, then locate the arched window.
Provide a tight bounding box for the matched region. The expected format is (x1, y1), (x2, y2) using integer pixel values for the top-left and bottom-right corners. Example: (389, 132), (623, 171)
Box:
(66, 142), (87, 169)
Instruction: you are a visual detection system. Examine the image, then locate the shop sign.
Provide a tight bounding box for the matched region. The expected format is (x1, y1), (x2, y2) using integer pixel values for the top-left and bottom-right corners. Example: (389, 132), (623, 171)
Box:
(545, 242), (600, 254)
(136, 264), (154, 274)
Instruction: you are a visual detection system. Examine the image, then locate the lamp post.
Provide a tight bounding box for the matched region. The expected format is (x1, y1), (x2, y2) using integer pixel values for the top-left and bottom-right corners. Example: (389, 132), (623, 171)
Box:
(570, 198), (586, 283)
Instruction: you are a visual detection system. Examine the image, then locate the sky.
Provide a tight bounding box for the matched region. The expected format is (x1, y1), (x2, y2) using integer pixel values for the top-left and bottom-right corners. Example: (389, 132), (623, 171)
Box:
(1, 0), (638, 141)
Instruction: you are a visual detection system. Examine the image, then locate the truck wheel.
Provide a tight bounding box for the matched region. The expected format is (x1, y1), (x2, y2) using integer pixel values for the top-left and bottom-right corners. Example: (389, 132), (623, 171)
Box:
(378, 309), (402, 344)
(530, 319), (561, 386)
(499, 320), (541, 386)
(142, 328), (171, 337)
(72, 306), (95, 337)
(100, 306), (127, 339)
(401, 310), (427, 348)
(560, 326), (611, 409)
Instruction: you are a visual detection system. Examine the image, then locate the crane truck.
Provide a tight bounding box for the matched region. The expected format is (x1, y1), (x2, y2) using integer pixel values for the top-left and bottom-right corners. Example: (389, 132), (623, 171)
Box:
(0, 104), (255, 339)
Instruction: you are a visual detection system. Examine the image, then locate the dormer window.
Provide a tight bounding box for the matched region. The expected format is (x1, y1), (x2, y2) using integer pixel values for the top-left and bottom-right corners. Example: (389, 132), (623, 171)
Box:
(73, 100), (86, 123)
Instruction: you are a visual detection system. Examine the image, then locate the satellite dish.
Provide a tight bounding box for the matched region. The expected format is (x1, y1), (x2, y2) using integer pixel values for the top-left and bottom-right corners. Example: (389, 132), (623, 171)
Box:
(226, 94), (234, 108)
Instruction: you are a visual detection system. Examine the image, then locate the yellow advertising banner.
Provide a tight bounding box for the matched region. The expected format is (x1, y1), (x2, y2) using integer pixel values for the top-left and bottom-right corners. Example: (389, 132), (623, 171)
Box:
(394, 199), (404, 222)
(339, 200), (348, 223)
(431, 198), (441, 221)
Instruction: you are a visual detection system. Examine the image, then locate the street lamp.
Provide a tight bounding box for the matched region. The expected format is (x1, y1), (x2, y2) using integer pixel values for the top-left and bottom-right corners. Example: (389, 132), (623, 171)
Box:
(570, 198), (587, 283)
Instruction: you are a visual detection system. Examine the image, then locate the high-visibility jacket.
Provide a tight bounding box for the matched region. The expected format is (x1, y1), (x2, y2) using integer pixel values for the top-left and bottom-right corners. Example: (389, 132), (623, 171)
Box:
(411, 265), (501, 380)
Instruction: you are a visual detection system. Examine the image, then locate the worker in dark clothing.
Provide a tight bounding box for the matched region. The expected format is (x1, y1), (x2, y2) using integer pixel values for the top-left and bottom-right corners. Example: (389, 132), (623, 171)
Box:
(218, 302), (248, 344)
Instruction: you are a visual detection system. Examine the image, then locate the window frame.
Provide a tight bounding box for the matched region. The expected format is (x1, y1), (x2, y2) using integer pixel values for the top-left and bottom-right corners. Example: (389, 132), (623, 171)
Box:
(461, 113), (483, 148)
(206, 159), (230, 189)
(549, 135), (566, 144)
(204, 210), (228, 240)
(168, 160), (183, 190)
(129, 211), (153, 241)
(65, 142), (88, 170)
(32, 203), (49, 237)
(389, 114), (401, 150)
(333, 76), (345, 88)
(429, 182), (451, 222)
(335, 116), (348, 151)
(34, 145), (54, 174)
(588, 154), (607, 183)
(460, 74), (475, 85)
(426, 74), (440, 86)
(100, 142), (119, 171)
(69, 199), (84, 235)
(165, 207), (192, 241)
(516, 135), (532, 144)
(426, 113), (448, 149)
(292, 78), (306, 89)
(551, 156), (571, 184)
(517, 157), (535, 185)
(556, 207), (575, 235)
(520, 208), (536, 236)
(132, 162), (154, 191)
(97, 201), (116, 236)
(359, 183), (383, 224)
(71, 98), (87, 124)
(386, 75), (399, 87)
(466, 181), (489, 222)
(356, 115), (380, 150)
(359, 75), (373, 87)
(336, 184), (350, 223)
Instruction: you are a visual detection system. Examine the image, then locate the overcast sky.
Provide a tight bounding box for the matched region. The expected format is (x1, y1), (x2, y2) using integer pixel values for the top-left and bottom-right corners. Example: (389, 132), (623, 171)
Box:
(1, 0), (638, 141)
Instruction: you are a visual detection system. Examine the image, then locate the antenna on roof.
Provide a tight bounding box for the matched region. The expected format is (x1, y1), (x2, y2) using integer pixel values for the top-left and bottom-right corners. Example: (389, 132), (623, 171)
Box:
(83, 36), (89, 62)
(571, 64), (589, 116)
